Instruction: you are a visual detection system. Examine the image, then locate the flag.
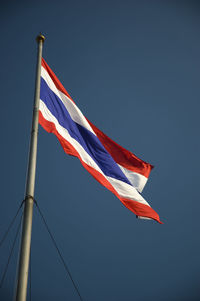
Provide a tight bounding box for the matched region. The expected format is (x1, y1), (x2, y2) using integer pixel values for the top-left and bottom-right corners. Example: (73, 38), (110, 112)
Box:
(39, 58), (162, 223)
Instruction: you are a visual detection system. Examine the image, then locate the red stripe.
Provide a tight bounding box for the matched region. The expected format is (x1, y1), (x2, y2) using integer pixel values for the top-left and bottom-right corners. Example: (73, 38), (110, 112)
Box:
(41, 58), (153, 178)
(39, 111), (162, 223)
(120, 199), (162, 224)
(87, 119), (153, 178)
(41, 58), (75, 103)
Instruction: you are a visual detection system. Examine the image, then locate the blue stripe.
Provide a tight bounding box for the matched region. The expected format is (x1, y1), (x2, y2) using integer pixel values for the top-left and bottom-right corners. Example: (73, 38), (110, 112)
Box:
(40, 77), (131, 185)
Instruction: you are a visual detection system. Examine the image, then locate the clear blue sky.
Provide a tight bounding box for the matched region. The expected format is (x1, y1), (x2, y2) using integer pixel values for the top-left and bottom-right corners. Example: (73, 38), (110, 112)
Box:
(1, 1), (200, 300)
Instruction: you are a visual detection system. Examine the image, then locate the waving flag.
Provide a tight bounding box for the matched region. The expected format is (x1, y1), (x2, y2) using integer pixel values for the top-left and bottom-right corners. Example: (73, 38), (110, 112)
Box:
(39, 58), (162, 223)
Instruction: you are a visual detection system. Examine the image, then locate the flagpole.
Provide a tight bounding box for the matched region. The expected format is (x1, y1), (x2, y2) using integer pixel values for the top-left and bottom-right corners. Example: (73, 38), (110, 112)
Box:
(15, 34), (45, 301)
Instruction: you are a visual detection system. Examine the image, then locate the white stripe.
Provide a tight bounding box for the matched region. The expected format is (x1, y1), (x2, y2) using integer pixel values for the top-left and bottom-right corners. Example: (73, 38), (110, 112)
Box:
(118, 165), (148, 193)
(39, 100), (150, 207)
(41, 66), (96, 135)
(137, 216), (153, 220)
(107, 177), (149, 206)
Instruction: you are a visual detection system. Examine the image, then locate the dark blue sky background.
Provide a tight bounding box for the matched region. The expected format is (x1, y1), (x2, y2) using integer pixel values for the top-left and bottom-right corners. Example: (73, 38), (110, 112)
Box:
(1, 1), (200, 300)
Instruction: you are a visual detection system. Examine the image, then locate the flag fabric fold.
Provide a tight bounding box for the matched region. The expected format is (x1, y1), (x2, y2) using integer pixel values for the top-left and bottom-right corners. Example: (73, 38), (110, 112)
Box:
(39, 58), (162, 223)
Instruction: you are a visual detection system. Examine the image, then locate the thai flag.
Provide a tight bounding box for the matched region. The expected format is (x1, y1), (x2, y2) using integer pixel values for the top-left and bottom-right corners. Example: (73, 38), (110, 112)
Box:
(39, 58), (162, 223)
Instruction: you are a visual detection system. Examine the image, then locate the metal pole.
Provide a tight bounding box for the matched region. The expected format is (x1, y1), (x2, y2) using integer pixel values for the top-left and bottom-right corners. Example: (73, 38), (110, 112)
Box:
(15, 34), (45, 301)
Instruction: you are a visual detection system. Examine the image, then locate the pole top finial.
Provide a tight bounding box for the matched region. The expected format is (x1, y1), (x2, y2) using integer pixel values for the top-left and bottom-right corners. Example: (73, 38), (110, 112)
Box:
(36, 33), (45, 43)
